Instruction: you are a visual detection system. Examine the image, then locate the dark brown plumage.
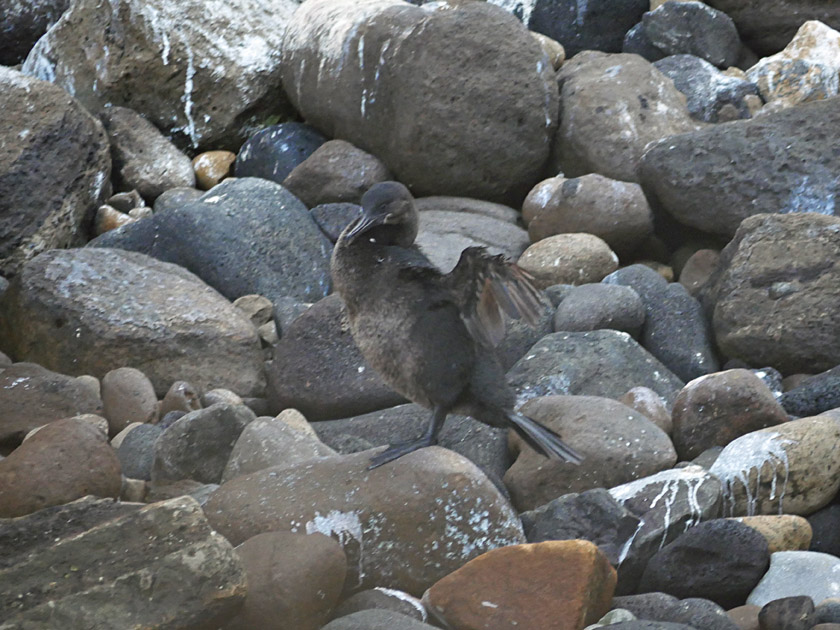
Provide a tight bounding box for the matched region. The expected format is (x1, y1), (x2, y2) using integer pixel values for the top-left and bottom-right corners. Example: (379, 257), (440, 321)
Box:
(330, 181), (582, 468)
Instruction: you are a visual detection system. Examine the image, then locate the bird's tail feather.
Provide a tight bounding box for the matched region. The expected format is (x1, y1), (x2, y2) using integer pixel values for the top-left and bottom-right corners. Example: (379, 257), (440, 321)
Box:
(507, 411), (583, 464)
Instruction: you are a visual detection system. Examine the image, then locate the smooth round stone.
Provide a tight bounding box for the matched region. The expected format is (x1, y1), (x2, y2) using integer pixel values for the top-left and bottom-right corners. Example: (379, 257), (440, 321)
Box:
(748, 551), (840, 607)
(619, 386), (672, 435)
(517, 234), (619, 288)
(234, 122), (328, 184)
(553, 283), (645, 338)
(101, 367), (159, 434)
(758, 595), (816, 630)
(732, 515), (813, 553)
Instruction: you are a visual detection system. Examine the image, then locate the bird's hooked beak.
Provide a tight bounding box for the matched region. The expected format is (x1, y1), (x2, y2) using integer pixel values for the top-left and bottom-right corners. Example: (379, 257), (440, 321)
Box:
(342, 211), (393, 243)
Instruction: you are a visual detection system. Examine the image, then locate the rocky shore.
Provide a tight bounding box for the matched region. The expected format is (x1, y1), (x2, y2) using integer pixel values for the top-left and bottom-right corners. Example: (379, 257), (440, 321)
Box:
(2, 0), (840, 629)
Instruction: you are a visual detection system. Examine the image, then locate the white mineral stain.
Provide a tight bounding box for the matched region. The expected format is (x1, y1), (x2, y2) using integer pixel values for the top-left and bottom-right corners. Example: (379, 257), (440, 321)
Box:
(709, 432), (796, 516)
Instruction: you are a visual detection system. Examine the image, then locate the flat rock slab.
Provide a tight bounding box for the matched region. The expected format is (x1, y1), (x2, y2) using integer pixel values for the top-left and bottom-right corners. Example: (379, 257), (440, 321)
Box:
(204, 447), (525, 596)
(0, 496), (246, 628)
(0, 247), (264, 397)
(639, 98), (840, 238)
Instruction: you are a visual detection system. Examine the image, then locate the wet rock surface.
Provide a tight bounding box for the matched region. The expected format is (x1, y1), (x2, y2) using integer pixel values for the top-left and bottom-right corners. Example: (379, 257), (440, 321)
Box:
(3, 1), (840, 625)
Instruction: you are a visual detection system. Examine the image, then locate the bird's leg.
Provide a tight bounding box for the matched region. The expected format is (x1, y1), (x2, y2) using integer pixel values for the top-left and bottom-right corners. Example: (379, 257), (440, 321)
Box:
(368, 405), (448, 469)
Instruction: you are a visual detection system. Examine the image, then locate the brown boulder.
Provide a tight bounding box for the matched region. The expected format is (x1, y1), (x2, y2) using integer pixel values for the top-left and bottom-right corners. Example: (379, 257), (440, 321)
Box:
(423, 540), (615, 630)
(0, 416), (121, 517)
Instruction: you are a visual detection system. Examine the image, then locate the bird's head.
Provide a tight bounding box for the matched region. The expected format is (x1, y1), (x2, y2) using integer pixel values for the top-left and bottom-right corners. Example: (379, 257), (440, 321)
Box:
(342, 181), (418, 247)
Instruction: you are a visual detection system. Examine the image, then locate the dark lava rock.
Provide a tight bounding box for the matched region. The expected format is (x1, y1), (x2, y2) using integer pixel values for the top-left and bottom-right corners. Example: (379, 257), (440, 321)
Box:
(623, 22), (667, 62)
(495, 0), (647, 58)
(90, 177), (333, 304)
(639, 97), (840, 238)
(780, 365), (840, 417)
(808, 505), (840, 557)
(311, 203), (362, 242)
(553, 283), (645, 338)
(116, 423), (164, 480)
(234, 122), (329, 184)
(604, 265), (719, 382)
(0, 0), (70, 65)
(521, 488), (642, 566)
(641, 1), (741, 68)
(639, 519), (770, 608)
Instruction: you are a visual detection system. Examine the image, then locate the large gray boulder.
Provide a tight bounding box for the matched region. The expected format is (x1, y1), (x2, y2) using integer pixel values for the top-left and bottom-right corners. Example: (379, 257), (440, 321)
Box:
(0, 248), (265, 397)
(280, 0), (558, 202)
(0, 67), (110, 276)
(639, 97), (840, 238)
(22, 0), (299, 150)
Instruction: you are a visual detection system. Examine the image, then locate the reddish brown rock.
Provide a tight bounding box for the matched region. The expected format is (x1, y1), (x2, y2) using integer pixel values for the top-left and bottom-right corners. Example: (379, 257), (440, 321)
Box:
(193, 151), (236, 190)
(0, 362), (103, 445)
(0, 416), (122, 517)
(422, 540), (615, 630)
(672, 369), (789, 460)
(226, 531), (347, 630)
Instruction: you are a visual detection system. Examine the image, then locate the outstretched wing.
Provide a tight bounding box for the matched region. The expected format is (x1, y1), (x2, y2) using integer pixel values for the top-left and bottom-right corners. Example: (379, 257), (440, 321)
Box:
(445, 247), (546, 347)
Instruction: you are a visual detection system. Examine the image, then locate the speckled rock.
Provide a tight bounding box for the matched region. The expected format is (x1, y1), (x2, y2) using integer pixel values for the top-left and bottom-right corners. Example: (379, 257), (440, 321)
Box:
(423, 541), (616, 630)
(90, 177), (334, 304)
(654, 54), (760, 122)
(159, 380), (202, 417)
(266, 294), (405, 421)
(234, 122), (329, 184)
(703, 213), (840, 373)
(517, 234), (618, 288)
(524, 174), (654, 257)
(204, 447), (526, 595)
(0, 496), (246, 628)
(0, 67), (110, 276)
(100, 106), (195, 201)
(507, 330), (685, 406)
(671, 370), (789, 460)
(115, 422), (163, 480)
(283, 139), (392, 208)
(226, 531), (346, 630)
(22, 0), (298, 150)
(709, 416), (840, 517)
(100, 367), (158, 435)
(310, 203), (362, 242)
(0, 248), (265, 397)
(504, 396), (676, 511)
(322, 610), (438, 630)
(639, 101), (840, 238)
(281, 0), (557, 202)
(0, 417), (121, 517)
(746, 21), (840, 106)
(747, 551), (840, 607)
(551, 51), (700, 182)
(553, 283), (645, 338)
(152, 403), (255, 484)
(0, 362), (103, 445)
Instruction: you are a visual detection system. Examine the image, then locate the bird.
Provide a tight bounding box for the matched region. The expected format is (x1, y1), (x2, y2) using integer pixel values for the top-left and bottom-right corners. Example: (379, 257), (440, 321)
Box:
(330, 180), (583, 469)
